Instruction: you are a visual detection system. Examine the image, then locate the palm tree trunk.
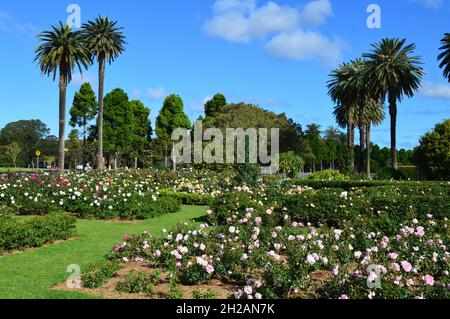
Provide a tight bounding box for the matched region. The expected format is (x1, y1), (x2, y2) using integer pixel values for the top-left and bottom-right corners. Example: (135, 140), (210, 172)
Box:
(58, 72), (67, 174)
(83, 117), (87, 171)
(359, 124), (366, 172)
(366, 124), (371, 178)
(347, 111), (355, 172)
(97, 57), (106, 170)
(389, 96), (398, 170)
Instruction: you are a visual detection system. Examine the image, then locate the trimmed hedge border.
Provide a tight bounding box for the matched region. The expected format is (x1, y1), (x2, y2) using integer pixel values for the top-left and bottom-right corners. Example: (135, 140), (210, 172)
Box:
(160, 189), (214, 206)
(290, 179), (450, 191)
(0, 213), (77, 253)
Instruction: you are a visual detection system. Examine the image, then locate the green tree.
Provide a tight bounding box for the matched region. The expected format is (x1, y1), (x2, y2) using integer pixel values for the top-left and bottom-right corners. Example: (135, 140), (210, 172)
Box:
(156, 95), (191, 167)
(364, 38), (424, 170)
(205, 93), (227, 118)
(36, 135), (59, 165)
(130, 100), (152, 168)
(102, 89), (134, 167)
(279, 152), (304, 178)
(413, 119), (450, 180)
(0, 120), (50, 167)
(70, 82), (97, 170)
(5, 142), (21, 168)
(34, 22), (90, 172)
(438, 33), (450, 81)
(66, 130), (83, 169)
(82, 17), (127, 170)
(298, 138), (315, 172)
(156, 95), (191, 140)
(305, 124), (323, 171)
(202, 103), (305, 167)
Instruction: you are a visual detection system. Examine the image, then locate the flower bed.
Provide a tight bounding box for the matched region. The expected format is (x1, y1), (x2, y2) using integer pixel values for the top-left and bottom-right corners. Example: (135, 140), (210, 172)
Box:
(107, 209), (448, 299)
(0, 171), (183, 219)
(101, 176), (449, 299)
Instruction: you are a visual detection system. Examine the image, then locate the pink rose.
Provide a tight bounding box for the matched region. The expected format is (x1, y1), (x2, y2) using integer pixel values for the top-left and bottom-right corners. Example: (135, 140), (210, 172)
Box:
(423, 275), (434, 286)
(415, 226), (425, 237)
(388, 253), (398, 260)
(401, 261), (413, 273)
(206, 264), (214, 274)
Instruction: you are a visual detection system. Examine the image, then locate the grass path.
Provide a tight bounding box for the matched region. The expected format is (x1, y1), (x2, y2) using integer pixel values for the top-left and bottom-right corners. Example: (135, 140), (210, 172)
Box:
(0, 206), (206, 299)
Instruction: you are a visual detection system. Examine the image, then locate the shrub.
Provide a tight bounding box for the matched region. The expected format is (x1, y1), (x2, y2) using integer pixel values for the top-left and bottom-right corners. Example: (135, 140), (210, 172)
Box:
(279, 152), (304, 178)
(233, 164), (260, 187)
(208, 192), (259, 225)
(160, 190), (214, 206)
(282, 189), (359, 227)
(0, 213), (76, 253)
(193, 289), (217, 299)
(398, 166), (425, 181)
(307, 170), (350, 182)
(75, 195), (180, 220)
(116, 271), (159, 295)
(16, 199), (63, 216)
(374, 167), (406, 180)
(81, 260), (123, 289)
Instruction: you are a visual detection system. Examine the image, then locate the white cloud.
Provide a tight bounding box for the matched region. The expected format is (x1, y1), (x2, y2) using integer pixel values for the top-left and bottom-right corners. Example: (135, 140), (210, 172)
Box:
(213, 0), (256, 13)
(421, 82), (450, 99)
(147, 86), (167, 100)
(300, 0), (333, 26)
(409, 0), (443, 9)
(265, 30), (344, 66)
(204, 1), (300, 43)
(204, 0), (342, 65)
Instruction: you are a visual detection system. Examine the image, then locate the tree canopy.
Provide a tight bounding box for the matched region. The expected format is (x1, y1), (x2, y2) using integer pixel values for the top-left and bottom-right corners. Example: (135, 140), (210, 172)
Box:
(204, 93), (227, 118)
(155, 94), (191, 141)
(413, 119), (450, 180)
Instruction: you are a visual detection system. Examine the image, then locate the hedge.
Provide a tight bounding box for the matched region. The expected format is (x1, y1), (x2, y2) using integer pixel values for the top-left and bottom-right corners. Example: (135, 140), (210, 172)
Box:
(282, 186), (450, 234)
(159, 189), (214, 206)
(0, 213), (77, 253)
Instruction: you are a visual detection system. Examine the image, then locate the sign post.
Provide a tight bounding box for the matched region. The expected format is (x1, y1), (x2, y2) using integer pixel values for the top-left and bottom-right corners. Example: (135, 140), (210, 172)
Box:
(36, 150), (41, 169)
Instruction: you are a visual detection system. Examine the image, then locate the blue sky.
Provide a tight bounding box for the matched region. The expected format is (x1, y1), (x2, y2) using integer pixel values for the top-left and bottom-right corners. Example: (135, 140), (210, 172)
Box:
(0, 0), (449, 149)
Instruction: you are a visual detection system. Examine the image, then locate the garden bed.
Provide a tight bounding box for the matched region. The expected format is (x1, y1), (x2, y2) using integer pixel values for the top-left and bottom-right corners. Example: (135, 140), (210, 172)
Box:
(53, 261), (238, 299)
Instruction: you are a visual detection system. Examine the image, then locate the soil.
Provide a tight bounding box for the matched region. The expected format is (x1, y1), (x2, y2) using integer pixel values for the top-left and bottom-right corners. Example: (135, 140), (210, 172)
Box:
(52, 261), (239, 299)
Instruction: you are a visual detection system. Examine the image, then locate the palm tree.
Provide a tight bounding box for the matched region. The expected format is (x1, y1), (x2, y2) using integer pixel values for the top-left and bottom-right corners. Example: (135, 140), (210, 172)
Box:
(360, 100), (385, 177)
(328, 61), (360, 172)
(324, 126), (341, 141)
(363, 38), (424, 170)
(35, 23), (90, 173)
(305, 124), (322, 137)
(81, 17), (126, 170)
(438, 33), (450, 81)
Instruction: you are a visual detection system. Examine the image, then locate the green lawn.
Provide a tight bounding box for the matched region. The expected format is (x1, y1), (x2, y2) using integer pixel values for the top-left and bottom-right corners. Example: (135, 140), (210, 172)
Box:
(0, 205), (206, 299)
